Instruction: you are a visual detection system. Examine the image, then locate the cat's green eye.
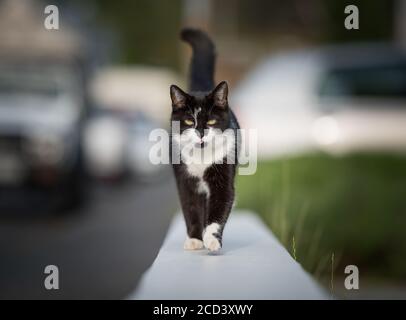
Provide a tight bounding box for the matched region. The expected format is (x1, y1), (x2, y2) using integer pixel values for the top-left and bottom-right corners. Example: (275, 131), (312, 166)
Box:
(184, 119), (194, 126)
(207, 119), (217, 125)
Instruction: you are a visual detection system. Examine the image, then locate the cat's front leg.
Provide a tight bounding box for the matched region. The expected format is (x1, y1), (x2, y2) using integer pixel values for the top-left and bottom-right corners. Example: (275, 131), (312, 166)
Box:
(203, 183), (234, 252)
(203, 222), (223, 251)
(182, 201), (205, 250)
(184, 237), (204, 250)
(176, 175), (206, 250)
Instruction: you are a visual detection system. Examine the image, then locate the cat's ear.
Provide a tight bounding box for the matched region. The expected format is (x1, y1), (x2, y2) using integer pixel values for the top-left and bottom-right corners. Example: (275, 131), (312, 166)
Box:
(170, 85), (188, 109)
(212, 81), (228, 108)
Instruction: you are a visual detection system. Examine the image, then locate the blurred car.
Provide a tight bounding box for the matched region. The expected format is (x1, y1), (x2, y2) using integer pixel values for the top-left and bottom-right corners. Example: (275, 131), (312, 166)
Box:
(233, 43), (406, 158)
(90, 66), (182, 127)
(84, 66), (181, 182)
(84, 109), (164, 182)
(0, 60), (88, 210)
(0, 0), (90, 212)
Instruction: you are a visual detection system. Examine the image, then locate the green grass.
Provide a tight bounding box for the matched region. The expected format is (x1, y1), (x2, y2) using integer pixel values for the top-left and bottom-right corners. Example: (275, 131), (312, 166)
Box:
(236, 152), (406, 283)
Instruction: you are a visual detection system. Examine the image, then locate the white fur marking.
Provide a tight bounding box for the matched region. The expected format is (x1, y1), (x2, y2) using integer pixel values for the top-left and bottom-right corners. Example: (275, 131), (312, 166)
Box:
(193, 107), (201, 128)
(203, 223), (221, 251)
(184, 237), (204, 250)
(186, 162), (209, 178)
(197, 179), (210, 198)
(174, 128), (235, 178)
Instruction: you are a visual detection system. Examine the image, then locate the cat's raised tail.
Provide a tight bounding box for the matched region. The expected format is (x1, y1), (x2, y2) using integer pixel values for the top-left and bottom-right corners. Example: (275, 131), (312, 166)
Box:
(180, 28), (216, 92)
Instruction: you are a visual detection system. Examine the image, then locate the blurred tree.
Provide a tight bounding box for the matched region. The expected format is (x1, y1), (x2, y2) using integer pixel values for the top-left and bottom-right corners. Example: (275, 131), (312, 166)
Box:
(69, 0), (183, 69)
(56, 0), (396, 71)
(322, 0), (394, 43)
(212, 0), (395, 44)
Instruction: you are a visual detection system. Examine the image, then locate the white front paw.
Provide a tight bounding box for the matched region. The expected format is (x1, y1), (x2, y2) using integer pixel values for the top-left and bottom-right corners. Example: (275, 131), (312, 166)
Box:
(184, 237), (204, 250)
(203, 234), (221, 251)
(203, 223), (222, 252)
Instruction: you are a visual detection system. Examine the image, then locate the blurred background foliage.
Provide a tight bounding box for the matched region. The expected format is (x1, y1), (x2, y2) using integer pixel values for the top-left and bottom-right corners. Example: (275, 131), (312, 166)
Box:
(63, 0), (183, 69)
(60, 0), (395, 73)
(322, 0), (394, 43)
(236, 154), (406, 283)
(91, 0), (183, 67)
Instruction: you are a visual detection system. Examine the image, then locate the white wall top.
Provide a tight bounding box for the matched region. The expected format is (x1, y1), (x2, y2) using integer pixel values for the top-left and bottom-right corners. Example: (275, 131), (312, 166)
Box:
(129, 211), (328, 300)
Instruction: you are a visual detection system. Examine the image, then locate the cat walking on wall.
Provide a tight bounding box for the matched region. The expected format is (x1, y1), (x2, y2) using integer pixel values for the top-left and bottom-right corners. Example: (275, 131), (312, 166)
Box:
(169, 28), (240, 252)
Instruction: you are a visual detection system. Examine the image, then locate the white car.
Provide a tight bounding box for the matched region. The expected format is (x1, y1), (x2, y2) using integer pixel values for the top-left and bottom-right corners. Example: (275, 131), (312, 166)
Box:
(233, 44), (406, 158)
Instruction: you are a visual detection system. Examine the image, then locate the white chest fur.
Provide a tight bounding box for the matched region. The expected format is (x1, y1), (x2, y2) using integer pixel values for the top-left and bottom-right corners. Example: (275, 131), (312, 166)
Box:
(174, 128), (235, 198)
(185, 163), (211, 198)
(185, 162), (210, 178)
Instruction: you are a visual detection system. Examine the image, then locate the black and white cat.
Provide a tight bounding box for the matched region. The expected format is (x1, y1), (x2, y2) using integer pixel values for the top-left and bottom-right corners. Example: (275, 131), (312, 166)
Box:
(169, 28), (240, 252)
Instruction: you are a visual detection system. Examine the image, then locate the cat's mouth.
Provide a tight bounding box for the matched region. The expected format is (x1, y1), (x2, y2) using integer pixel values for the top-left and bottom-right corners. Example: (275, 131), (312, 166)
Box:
(194, 141), (207, 149)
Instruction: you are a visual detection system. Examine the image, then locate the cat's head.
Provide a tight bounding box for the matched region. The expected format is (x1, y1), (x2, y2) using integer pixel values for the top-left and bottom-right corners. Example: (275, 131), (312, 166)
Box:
(170, 81), (230, 149)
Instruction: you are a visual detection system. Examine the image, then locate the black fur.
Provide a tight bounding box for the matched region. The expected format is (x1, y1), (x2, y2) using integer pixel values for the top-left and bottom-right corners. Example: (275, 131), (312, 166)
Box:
(180, 28), (216, 92)
(170, 28), (240, 250)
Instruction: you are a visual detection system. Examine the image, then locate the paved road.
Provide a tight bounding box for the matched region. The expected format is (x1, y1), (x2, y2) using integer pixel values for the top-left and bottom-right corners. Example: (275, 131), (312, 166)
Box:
(0, 174), (178, 299)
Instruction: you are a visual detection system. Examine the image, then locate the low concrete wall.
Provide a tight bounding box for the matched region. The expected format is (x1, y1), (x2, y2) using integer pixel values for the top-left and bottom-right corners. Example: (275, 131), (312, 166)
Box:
(129, 211), (328, 299)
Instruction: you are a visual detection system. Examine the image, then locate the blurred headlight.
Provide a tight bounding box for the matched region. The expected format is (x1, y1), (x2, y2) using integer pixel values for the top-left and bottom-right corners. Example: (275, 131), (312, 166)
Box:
(83, 117), (126, 177)
(25, 132), (65, 166)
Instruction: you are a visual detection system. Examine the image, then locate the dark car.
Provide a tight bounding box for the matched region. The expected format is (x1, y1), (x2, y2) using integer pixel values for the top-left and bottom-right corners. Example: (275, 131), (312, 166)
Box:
(0, 58), (89, 212)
